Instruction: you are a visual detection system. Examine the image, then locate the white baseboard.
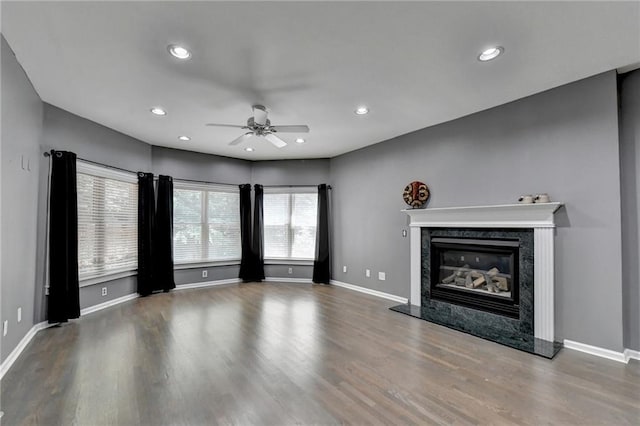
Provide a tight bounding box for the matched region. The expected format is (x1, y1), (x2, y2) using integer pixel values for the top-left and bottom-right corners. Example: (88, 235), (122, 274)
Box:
(330, 280), (409, 304)
(0, 321), (52, 380)
(81, 293), (139, 316)
(175, 278), (241, 290)
(264, 277), (313, 284)
(563, 339), (630, 363)
(82, 279), (242, 316)
(624, 348), (640, 362)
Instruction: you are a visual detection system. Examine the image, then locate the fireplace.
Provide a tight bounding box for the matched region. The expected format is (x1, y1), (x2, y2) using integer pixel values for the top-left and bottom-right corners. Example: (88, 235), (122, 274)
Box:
(430, 237), (520, 318)
(391, 203), (563, 358)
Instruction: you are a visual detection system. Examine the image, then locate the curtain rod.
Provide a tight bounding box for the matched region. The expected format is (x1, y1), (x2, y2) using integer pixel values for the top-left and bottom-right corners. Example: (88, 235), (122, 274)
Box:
(43, 153), (225, 185)
(44, 151), (332, 189)
(44, 151), (138, 176)
(263, 184), (332, 189)
(174, 177), (237, 186)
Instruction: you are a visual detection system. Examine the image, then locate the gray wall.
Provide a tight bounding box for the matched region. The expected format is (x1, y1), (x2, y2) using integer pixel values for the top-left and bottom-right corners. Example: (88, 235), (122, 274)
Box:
(151, 146), (251, 185)
(79, 277), (136, 309)
(251, 159), (330, 186)
(264, 264), (312, 280)
(1, 35), (43, 363)
(330, 71), (624, 351)
(175, 265), (240, 286)
(35, 104), (152, 322)
(619, 69), (640, 352)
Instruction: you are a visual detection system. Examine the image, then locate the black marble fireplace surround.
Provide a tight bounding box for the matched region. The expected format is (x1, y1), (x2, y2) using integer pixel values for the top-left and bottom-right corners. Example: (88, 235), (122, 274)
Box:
(391, 227), (562, 358)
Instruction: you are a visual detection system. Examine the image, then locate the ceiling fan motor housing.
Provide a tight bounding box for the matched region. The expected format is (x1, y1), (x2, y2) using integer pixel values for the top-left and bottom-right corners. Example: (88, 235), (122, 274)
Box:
(247, 117), (272, 134)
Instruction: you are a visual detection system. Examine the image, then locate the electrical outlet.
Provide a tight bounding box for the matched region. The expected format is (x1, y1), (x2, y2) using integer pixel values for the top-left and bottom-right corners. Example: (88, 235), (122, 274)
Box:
(101, 287), (107, 296)
(202, 270), (208, 278)
(343, 265), (347, 273)
(378, 272), (386, 281)
(3, 320), (8, 337)
(288, 267), (293, 274)
(18, 307), (22, 323)
(365, 269), (371, 278)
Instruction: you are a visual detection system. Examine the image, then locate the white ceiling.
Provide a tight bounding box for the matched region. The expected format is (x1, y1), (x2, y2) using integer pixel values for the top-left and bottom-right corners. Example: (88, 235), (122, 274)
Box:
(2, 1), (639, 160)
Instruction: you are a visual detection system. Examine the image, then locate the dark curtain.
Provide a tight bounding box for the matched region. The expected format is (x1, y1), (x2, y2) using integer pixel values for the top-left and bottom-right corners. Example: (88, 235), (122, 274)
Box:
(250, 184), (265, 281)
(154, 175), (175, 292)
(238, 184), (253, 281)
(313, 184), (331, 284)
(137, 172), (155, 296)
(48, 150), (80, 323)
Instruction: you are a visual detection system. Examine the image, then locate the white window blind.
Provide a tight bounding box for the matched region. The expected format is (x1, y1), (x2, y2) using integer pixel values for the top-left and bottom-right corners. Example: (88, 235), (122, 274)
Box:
(264, 188), (318, 260)
(76, 161), (138, 280)
(173, 182), (241, 264)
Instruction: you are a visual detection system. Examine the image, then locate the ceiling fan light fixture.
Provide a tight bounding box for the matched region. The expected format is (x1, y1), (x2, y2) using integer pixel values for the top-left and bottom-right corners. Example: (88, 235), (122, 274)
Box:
(150, 107), (167, 116)
(478, 46), (504, 62)
(355, 106), (369, 115)
(178, 135), (190, 141)
(245, 147), (255, 152)
(295, 138), (305, 144)
(168, 45), (191, 60)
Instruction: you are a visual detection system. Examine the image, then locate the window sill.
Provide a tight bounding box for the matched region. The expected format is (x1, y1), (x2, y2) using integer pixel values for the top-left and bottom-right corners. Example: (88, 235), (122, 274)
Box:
(264, 259), (314, 266)
(174, 260), (241, 270)
(80, 270), (137, 288)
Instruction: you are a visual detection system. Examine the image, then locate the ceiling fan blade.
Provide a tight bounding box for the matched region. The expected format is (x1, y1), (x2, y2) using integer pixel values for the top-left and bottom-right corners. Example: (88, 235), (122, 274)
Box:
(270, 125), (310, 133)
(206, 123), (247, 128)
(253, 105), (268, 126)
(264, 133), (287, 148)
(229, 132), (254, 146)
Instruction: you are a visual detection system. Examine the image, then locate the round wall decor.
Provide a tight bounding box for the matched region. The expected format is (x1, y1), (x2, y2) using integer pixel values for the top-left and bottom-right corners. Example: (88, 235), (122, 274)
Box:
(403, 181), (430, 208)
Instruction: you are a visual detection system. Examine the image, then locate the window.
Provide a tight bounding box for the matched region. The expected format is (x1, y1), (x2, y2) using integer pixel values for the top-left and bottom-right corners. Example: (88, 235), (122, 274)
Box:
(76, 161), (138, 280)
(173, 182), (241, 264)
(264, 188), (317, 260)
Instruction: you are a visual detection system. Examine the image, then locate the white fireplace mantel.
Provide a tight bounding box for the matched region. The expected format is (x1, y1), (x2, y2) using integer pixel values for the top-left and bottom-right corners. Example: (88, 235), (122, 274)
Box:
(403, 202), (563, 229)
(404, 202), (563, 342)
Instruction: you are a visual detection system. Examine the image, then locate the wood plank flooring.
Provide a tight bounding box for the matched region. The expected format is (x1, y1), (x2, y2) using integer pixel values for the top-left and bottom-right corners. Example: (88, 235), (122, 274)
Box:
(1, 283), (639, 425)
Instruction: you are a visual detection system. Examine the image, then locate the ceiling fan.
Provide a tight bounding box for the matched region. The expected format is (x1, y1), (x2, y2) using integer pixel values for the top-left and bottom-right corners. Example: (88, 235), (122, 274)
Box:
(206, 105), (309, 148)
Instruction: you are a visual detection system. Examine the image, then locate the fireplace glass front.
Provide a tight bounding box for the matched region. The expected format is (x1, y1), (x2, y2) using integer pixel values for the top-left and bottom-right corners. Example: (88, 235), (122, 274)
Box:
(430, 237), (520, 318)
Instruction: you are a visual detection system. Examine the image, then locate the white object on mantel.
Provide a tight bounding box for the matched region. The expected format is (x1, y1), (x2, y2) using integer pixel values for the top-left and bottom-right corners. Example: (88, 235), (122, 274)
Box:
(403, 202), (563, 342)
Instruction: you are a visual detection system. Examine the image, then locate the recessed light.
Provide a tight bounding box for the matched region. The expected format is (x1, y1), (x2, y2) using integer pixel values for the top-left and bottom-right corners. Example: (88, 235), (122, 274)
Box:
(178, 136), (190, 141)
(295, 138), (305, 144)
(245, 147), (254, 152)
(168, 45), (191, 60)
(355, 106), (369, 115)
(478, 46), (504, 62)
(150, 107), (166, 116)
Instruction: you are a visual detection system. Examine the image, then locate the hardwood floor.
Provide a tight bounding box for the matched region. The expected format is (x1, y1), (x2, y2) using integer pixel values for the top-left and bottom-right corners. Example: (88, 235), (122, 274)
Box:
(2, 283), (639, 425)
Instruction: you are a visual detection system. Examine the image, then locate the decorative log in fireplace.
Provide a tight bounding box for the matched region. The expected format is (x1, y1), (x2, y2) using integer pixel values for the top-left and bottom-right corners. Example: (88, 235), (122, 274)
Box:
(430, 237), (520, 318)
